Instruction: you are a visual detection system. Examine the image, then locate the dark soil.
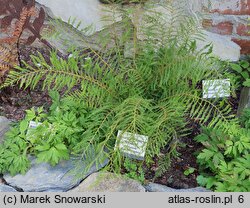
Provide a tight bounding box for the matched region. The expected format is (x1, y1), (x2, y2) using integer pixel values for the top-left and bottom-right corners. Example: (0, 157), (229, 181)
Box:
(0, 86), (51, 120)
(0, 45), (241, 189)
(143, 91), (241, 189)
(144, 122), (202, 189)
(0, 46), (52, 120)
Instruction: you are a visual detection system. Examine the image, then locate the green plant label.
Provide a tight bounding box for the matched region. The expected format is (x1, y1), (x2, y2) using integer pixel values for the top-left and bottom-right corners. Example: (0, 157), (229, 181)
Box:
(202, 79), (230, 99)
(115, 130), (148, 160)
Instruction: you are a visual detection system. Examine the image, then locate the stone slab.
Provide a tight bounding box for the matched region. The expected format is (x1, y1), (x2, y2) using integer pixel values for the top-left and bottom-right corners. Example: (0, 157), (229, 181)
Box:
(196, 30), (241, 61)
(0, 184), (17, 192)
(4, 155), (109, 192)
(69, 172), (146, 192)
(36, 0), (122, 34)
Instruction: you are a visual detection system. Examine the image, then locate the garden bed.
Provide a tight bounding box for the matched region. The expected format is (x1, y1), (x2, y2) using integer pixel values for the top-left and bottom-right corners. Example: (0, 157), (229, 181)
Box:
(0, 0), (249, 192)
(0, 47), (242, 190)
(0, 86), (201, 189)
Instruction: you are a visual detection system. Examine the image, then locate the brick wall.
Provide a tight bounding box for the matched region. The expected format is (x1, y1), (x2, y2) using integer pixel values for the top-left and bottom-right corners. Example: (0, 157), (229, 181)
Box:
(201, 0), (250, 54)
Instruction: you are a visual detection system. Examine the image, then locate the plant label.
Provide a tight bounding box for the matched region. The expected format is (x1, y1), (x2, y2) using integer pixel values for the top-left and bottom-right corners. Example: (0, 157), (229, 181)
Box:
(28, 121), (42, 129)
(115, 130), (148, 160)
(202, 79), (230, 99)
(26, 121), (42, 136)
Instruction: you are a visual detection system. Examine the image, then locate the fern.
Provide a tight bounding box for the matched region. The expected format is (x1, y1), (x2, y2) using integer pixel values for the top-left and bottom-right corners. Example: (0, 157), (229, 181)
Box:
(1, 2), (237, 175)
(185, 94), (237, 130)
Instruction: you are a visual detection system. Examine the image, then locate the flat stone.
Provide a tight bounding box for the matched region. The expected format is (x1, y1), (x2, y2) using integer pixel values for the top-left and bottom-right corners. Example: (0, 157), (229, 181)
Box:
(36, 0), (122, 34)
(69, 172), (146, 192)
(0, 184), (17, 192)
(145, 183), (211, 192)
(4, 154), (109, 192)
(0, 116), (10, 144)
(196, 31), (241, 62)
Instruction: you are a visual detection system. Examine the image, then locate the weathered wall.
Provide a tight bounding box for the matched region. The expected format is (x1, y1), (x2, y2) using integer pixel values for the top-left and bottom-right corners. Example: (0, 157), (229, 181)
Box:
(200, 0), (250, 54)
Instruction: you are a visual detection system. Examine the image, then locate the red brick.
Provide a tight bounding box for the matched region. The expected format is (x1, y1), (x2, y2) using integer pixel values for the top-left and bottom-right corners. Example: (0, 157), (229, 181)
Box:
(241, 0), (250, 14)
(209, 0), (250, 15)
(232, 38), (250, 54)
(237, 23), (250, 36)
(202, 20), (233, 35)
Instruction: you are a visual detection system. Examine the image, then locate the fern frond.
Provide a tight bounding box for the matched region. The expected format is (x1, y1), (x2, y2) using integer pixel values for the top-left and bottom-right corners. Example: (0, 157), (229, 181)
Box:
(43, 18), (118, 73)
(1, 51), (117, 100)
(153, 153), (171, 180)
(0, 6), (36, 81)
(185, 93), (237, 130)
(72, 104), (116, 154)
(0, 43), (18, 78)
(139, 0), (204, 46)
(12, 7), (36, 40)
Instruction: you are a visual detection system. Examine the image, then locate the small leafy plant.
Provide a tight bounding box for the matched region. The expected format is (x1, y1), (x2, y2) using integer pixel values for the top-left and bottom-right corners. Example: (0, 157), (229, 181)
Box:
(0, 107), (45, 176)
(183, 167), (195, 176)
(195, 123), (250, 192)
(123, 158), (145, 183)
(228, 59), (250, 88)
(0, 91), (91, 175)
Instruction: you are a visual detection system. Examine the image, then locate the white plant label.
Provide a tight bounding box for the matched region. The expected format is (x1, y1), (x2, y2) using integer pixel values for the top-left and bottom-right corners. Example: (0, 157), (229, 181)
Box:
(115, 130), (148, 160)
(27, 121), (42, 135)
(202, 79), (230, 99)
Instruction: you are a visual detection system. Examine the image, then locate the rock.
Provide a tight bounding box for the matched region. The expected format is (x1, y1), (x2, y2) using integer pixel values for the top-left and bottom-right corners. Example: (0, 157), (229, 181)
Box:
(35, 0), (240, 62)
(237, 87), (250, 116)
(43, 17), (129, 56)
(69, 172), (146, 192)
(196, 31), (241, 62)
(34, 0), (125, 55)
(4, 154), (109, 192)
(145, 183), (211, 192)
(0, 116), (10, 144)
(0, 184), (17, 192)
(36, 0), (122, 34)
